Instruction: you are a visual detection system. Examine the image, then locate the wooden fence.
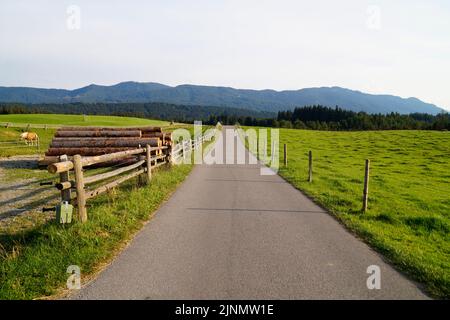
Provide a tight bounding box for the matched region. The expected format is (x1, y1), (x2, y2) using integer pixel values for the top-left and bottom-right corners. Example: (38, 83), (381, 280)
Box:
(283, 144), (370, 212)
(47, 145), (168, 222)
(236, 126), (371, 213)
(0, 139), (40, 150)
(45, 125), (218, 222)
(170, 128), (216, 163)
(1, 122), (60, 130)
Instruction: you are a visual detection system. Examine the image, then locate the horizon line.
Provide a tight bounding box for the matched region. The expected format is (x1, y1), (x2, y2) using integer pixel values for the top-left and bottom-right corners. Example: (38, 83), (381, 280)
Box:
(0, 80), (447, 110)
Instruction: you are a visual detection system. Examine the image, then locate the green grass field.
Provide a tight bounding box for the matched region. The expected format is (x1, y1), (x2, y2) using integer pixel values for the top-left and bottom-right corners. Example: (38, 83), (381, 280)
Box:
(242, 127), (450, 298)
(0, 114), (168, 127)
(0, 127), (55, 157)
(0, 114), (173, 157)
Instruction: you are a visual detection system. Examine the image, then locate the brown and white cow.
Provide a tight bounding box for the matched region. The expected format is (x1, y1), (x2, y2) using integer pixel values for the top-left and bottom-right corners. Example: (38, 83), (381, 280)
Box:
(19, 132), (40, 146)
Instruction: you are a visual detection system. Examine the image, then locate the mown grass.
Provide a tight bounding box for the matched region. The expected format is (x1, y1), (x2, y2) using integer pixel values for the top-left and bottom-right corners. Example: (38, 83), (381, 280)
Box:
(0, 163), (193, 299)
(242, 127), (450, 298)
(0, 114), (168, 127)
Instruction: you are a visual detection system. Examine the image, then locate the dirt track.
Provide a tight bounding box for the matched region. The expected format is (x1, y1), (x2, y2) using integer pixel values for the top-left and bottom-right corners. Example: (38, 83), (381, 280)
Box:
(0, 155), (56, 226)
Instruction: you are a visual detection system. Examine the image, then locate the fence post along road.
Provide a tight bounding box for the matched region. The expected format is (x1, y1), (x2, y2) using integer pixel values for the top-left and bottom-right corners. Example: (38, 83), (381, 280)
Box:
(47, 146), (167, 221)
(69, 125), (427, 300)
(45, 124), (218, 222)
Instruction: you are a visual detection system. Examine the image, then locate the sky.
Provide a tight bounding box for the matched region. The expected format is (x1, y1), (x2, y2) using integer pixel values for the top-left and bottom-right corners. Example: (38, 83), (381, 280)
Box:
(0, 0), (449, 110)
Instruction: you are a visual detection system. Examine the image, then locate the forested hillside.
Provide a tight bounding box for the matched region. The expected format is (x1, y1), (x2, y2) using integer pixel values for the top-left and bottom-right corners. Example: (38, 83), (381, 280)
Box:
(0, 82), (443, 114)
(214, 106), (450, 130)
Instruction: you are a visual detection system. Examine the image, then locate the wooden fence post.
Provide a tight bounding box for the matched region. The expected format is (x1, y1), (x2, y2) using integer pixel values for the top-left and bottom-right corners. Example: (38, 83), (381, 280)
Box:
(284, 144), (287, 167)
(146, 145), (152, 183)
(73, 154), (87, 222)
(308, 150), (313, 182)
(362, 159), (370, 212)
(59, 155), (71, 202)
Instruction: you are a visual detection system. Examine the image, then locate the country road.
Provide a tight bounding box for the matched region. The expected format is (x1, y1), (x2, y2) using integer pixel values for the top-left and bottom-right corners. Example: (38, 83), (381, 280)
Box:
(71, 127), (428, 299)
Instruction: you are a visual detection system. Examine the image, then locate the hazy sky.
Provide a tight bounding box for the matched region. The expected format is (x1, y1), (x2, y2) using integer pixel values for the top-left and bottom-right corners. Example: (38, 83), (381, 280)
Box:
(1, 0), (449, 110)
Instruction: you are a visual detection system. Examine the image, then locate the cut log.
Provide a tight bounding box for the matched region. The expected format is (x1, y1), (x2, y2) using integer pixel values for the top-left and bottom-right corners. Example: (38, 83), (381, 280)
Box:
(45, 147), (163, 157)
(39, 155), (71, 166)
(40, 155), (142, 167)
(142, 132), (164, 138)
(141, 127), (162, 133)
(46, 147), (138, 156)
(50, 138), (161, 148)
(55, 130), (142, 138)
(51, 137), (146, 141)
(48, 148), (149, 172)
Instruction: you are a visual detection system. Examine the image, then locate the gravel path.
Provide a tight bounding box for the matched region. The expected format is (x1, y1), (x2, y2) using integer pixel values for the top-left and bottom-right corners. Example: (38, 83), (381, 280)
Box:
(0, 155), (56, 224)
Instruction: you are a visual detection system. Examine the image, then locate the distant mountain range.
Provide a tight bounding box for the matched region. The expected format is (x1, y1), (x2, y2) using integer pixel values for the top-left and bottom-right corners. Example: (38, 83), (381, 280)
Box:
(0, 82), (443, 115)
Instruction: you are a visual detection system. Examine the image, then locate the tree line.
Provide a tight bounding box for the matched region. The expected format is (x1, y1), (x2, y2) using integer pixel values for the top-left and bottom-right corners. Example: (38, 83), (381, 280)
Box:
(1, 103), (449, 131)
(0, 102), (274, 123)
(207, 105), (450, 130)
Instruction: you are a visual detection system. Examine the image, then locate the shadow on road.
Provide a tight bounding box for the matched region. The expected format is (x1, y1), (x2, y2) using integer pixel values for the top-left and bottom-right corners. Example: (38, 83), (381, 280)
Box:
(186, 207), (325, 213)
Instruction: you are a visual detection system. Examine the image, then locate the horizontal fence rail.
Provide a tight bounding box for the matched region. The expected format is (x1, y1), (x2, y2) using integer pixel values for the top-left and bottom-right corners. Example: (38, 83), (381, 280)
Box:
(0, 139), (40, 150)
(45, 123), (220, 222)
(1, 122), (61, 130)
(47, 145), (169, 222)
(170, 128), (217, 163)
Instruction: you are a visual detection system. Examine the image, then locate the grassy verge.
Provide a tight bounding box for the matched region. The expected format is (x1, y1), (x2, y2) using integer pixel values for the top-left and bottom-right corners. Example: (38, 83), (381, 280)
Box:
(241, 126), (450, 298)
(0, 163), (193, 299)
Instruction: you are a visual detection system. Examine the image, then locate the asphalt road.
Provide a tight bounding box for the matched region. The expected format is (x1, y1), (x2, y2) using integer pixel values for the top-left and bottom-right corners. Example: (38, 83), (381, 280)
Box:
(71, 127), (428, 299)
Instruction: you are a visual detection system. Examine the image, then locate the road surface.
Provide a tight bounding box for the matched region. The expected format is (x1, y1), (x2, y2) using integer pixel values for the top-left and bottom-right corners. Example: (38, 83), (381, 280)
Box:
(71, 127), (428, 299)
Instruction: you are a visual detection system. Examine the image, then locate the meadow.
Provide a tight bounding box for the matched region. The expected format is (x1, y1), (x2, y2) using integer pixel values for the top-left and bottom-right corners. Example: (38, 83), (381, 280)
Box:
(243, 127), (450, 298)
(0, 114), (172, 157)
(0, 114), (168, 127)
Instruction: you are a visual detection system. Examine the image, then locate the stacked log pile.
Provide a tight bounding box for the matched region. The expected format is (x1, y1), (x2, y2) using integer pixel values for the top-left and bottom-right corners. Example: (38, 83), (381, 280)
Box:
(41, 126), (172, 165)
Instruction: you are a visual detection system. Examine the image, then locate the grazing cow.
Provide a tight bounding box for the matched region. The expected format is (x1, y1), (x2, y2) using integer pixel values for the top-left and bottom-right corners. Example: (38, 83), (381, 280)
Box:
(19, 132), (40, 146)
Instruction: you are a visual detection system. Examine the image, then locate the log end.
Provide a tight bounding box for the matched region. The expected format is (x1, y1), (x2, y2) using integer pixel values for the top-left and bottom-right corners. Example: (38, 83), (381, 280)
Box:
(47, 160), (74, 174)
(47, 164), (58, 174)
